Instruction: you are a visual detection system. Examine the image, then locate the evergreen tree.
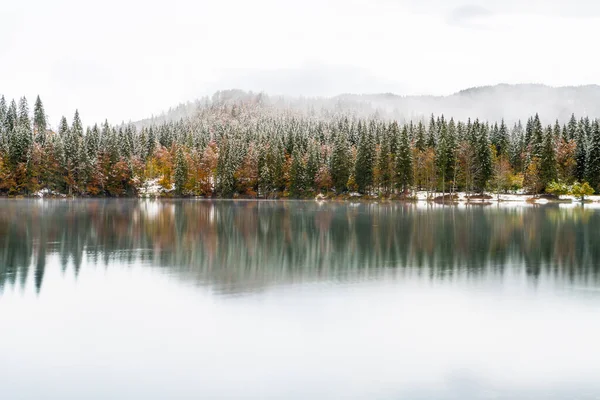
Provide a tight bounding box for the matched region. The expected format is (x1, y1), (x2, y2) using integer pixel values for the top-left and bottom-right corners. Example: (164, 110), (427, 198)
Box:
(330, 131), (351, 193)
(509, 121), (525, 172)
(289, 147), (306, 196)
(72, 110), (83, 139)
(426, 114), (436, 147)
(414, 121), (426, 151)
(474, 124), (492, 192)
(567, 114), (578, 141)
(529, 113), (544, 159)
(0, 96), (6, 128)
(354, 123), (375, 194)
(18, 97), (30, 131)
(33, 96), (47, 142)
(305, 140), (319, 192)
(585, 120), (600, 191)
(86, 124), (100, 160)
(376, 130), (393, 194)
(553, 120), (561, 139)
(540, 125), (557, 190)
(495, 119), (509, 157)
(435, 117), (454, 194)
(395, 122), (413, 192)
(5, 100), (17, 135)
(174, 147), (188, 195)
(575, 119), (588, 181)
(8, 98), (33, 167)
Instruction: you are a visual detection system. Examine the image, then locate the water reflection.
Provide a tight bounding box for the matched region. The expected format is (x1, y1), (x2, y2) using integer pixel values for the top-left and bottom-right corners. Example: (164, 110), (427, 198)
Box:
(1, 199), (600, 295)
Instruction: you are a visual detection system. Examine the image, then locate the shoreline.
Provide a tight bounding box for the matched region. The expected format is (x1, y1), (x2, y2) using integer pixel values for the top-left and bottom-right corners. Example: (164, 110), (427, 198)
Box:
(3, 191), (600, 205)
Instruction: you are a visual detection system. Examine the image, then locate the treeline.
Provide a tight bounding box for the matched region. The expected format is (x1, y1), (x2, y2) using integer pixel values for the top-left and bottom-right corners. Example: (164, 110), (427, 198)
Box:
(0, 93), (598, 197)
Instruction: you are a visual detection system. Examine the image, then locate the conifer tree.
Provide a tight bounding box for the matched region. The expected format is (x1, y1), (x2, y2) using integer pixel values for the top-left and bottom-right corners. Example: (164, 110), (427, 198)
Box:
(567, 114), (578, 141)
(86, 124), (100, 160)
(575, 120), (588, 181)
(72, 110), (83, 139)
(0, 96), (6, 128)
(585, 120), (600, 191)
(330, 131), (350, 193)
(376, 130), (393, 195)
(529, 113), (544, 159)
(474, 124), (492, 192)
(435, 117), (454, 194)
(174, 147), (188, 195)
(426, 114), (436, 147)
(495, 119), (509, 157)
(4, 100), (17, 142)
(305, 141), (319, 193)
(354, 123), (375, 194)
(33, 96), (46, 142)
(540, 125), (557, 190)
(395, 122), (413, 193)
(289, 147), (306, 197)
(414, 121), (426, 151)
(553, 120), (561, 139)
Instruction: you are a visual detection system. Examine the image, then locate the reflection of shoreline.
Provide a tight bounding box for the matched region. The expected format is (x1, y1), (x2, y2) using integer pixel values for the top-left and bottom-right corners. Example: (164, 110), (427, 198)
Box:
(4, 194), (600, 207)
(1, 200), (600, 295)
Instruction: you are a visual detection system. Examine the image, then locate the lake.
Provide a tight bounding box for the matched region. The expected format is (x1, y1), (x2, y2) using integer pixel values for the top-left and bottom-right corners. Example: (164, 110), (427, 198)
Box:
(1, 199), (600, 399)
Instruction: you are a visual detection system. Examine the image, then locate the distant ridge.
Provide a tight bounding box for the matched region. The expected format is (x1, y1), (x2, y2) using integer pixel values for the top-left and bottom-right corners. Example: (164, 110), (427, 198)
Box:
(137, 84), (600, 126)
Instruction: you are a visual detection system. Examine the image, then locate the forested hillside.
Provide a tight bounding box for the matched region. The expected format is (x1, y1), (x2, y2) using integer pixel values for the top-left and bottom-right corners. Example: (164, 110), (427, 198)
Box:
(0, 91), (598, 198)
(139, 85), (600, 127)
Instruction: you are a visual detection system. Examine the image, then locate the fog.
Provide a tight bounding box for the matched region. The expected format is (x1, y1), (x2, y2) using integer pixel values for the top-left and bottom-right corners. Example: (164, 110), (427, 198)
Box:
(139, 84), (600, 127)
(1, 0), (599, 126)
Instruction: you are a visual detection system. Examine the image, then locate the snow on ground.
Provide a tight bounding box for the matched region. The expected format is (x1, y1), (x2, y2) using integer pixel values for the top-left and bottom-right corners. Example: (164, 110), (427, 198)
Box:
(33, 188), (66, 198)
(138, 179), (170, 197)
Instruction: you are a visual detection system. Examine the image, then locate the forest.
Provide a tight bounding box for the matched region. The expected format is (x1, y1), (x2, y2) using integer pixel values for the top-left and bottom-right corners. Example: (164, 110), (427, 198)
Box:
(0, 91), (598, 198)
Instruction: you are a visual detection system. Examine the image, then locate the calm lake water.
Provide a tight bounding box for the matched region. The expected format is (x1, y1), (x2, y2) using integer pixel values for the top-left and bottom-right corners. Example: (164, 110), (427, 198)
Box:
(1, 199), (600, 399)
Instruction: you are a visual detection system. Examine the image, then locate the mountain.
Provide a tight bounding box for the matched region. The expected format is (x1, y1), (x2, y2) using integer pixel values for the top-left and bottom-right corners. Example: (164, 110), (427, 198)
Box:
(136, 84), (600, 126)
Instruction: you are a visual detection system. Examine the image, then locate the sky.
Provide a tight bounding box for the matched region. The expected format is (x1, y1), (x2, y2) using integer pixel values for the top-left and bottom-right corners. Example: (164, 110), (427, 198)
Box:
(1, 0), (600, 127)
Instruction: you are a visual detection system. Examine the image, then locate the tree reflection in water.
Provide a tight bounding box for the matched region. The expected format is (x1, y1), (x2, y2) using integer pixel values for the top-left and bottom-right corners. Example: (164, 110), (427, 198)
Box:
(1, 199), (599, 295)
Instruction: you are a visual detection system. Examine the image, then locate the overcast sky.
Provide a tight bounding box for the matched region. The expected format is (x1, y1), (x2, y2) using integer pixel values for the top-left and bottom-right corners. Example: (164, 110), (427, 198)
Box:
(2, 0), (599, 126)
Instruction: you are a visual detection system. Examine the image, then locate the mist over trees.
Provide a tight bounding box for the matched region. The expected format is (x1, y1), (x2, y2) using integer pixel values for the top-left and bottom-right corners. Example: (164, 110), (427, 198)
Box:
(0, 90), (598, 198)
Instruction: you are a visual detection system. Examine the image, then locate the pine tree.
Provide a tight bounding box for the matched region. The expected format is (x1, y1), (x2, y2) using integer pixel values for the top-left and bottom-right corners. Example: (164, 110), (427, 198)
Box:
(426, 114), (436, 147)
(86, 124), (100, 160)
(289, 147), (306, 197)
(529, 113), (544, 159)
(509, 121), (525, 172)
(435, 117), (454, 194)
(474, 124), (492, 192)
(376, 130), (393, 195)
(174, 147), (188, 195)
(395, 122), (413, 192)
(585, 120), (600, 191)
(0, 96), (6, 150)
(147, 126), (157, 157)
(414, 121), (426, 151)
(575, 119), (588, 181)
(18, 97), (30, 131)
(553, 120), (561, 139)
(540, 125), (557, 190)
(305, 140), (319, 192)
(354, 123), (375, 194)
(494, 119), (509, 157)
(8, 98), (33, 167)
(567, 114), (578, 141)
(330, 131), (350, 193)
(72, 110), (83, 139)
(33, 96), (47, 143)
(5, 100), (17, 135)
(0, 96), (6, 127)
